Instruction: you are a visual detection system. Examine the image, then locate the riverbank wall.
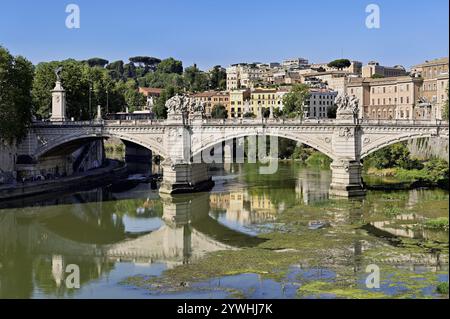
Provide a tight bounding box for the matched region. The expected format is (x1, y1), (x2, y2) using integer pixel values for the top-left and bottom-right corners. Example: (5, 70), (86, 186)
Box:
(0, 160), (127, 201)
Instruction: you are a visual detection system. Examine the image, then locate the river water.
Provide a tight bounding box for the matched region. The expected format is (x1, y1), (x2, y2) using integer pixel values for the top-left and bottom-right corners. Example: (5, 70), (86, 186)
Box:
(0, 162), (448, 299)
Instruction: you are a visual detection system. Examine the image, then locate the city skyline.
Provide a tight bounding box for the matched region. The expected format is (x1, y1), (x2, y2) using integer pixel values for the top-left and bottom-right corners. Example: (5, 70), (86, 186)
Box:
(0, 0), (448, 70)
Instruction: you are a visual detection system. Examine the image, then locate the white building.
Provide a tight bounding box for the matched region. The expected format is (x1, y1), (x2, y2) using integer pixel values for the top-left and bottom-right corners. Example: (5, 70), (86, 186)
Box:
(304, 89), (338, 119)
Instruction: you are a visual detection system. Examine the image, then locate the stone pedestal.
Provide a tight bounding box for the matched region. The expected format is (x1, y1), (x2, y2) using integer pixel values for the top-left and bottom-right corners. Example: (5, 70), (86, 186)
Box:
(159, 162), (214, 195)
(329, 159), (366, 197)
(50, 81), (67, 122)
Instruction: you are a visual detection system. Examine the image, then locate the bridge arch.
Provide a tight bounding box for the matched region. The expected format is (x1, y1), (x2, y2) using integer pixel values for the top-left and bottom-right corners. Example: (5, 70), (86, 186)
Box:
(35, 131), (168, 159)
(360, 133), (449, 160)
(191, 131), (335, 161)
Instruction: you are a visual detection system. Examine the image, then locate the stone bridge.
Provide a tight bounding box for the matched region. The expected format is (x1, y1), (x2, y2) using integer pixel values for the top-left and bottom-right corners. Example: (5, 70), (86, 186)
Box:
(18, 116), (449, 197)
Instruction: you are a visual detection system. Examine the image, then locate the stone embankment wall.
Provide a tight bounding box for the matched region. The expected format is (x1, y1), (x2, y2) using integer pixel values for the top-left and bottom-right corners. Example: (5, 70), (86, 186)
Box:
(407, 137), (449, 161)
(0, 141), (17, 183)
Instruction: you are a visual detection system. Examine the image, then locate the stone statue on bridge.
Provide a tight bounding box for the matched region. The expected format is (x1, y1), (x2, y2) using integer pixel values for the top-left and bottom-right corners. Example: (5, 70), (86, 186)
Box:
(335, 92), (359, 122)
(166, 94), (204, 122)
(417, 97), (432, 108)
(54, 66), (63, 82)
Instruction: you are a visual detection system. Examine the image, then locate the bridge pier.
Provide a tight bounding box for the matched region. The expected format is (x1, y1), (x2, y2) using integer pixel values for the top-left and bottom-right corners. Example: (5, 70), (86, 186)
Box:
(329, 159), (366, 197)
(159, 162), (214, 195)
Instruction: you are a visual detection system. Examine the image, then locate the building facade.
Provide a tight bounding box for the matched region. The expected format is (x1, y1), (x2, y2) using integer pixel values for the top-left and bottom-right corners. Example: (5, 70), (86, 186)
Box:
(362, 61), (407, 78)
(413, 57), (449, 119)
(229, 89), (251, 118)
(347, 76), (422, 120)
(191, 91), (230, 118)
(304, 89), (338, 119)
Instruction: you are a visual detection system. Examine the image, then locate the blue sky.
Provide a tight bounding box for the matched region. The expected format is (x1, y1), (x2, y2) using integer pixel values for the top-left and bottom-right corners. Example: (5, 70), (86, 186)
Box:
(0, 0), (448, 70)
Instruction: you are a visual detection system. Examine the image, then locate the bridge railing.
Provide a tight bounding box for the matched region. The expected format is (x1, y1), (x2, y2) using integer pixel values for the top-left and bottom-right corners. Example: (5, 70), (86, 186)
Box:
(31, 117), (449, 127)
(31, 119), (103, 127)
(358, 118), (448, 126)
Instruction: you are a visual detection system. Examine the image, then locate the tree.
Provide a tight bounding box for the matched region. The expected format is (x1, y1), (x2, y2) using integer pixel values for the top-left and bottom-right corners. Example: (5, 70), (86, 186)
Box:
(327, 105), (337, 118)
(184, 64), (209, 92)
(243, 112), (256, 118)
(156, 58), (183, 74)
(364, 142), (422, 170)
(371, 74), (385, 79)
(123, 62), (136, 79)
(0, 46), (34, 142)
(106, 60), (124, 80)
(86, 58), (109, 68)
(32, 59), (125, 120)
(327, 59), (351, 70)
(121, 80), (146, 112)
(129, 56), (161, 73)
(209, 65), (226, 90)
(282, 84), (310, 118)
(211, 104), (228, 119)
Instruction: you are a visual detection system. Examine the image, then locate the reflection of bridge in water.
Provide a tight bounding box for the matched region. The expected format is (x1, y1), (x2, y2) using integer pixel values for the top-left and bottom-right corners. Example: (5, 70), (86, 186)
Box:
(0, 189), (269, 297)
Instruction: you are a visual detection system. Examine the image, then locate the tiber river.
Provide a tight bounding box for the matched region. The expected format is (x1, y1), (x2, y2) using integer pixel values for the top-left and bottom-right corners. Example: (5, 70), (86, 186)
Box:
(0, 162), (448, 299)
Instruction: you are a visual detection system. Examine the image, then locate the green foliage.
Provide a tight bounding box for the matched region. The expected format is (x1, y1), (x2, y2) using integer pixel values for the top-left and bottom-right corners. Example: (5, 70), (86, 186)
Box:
(422, 158), (449, 186)
(282, 84), (310, 118)
(364, 142), (423, 170)
(211, 104), (228, 119)
(436, 282), (449, 294)
(292, 144), (314, 161)
(327, 59), (351, 70)
(278, 138), (297, 159)
(305, 152), (332, 168)
(371, 74), (385, 79)
(138, 71), (184, 89)
(0, 46), (34, 142)
(424, 217), (449, 231)
(129, 56), (161, 72)
(156, 58), (183, 75)
(121, 80), (146, 112)
(209, 65), (226, 90)
(273, 107), (283, 118)
(32, 59), (142, 119)
(184, 64), (209, 92)
(86, 58), (109, 68)
(327, 105), (337, 118)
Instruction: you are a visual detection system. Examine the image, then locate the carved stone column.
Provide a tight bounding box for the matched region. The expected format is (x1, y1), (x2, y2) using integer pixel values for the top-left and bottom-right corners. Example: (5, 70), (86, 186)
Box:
(50, 81), (67, 122)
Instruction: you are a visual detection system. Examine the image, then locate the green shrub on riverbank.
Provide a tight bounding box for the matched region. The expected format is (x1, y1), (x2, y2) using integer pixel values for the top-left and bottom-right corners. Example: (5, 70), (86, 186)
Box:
(305, 152), (332, 168)
(424, 217), (449, 231)
(364, 142), (449, 189)
(436, 282), (449, 295)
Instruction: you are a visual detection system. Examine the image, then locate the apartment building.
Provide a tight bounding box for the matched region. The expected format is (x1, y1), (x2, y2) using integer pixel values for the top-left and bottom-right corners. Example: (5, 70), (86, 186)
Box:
(191, 91), (230, 118)
(362, 61), (407, 78)
(282, 58), (310, 69)
(229, 89), (251, 118)
(413, 57), (449, 119)
(347, 76), (423, 120)
(304, 89), (338, 119)
(250, 88), (285, 117)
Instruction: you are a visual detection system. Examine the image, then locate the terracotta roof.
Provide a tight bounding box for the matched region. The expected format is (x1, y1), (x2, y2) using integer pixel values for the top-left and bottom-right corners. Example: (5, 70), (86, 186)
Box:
(192, 91), (228, 98)
(139, 87), (163, 95)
